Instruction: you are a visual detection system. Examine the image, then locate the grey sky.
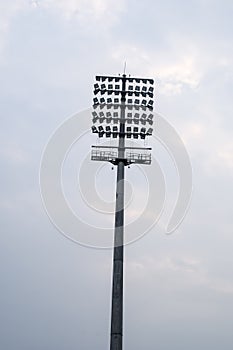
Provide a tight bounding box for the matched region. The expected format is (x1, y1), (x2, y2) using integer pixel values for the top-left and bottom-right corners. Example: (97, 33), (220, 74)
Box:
(1, 0), (233, 349)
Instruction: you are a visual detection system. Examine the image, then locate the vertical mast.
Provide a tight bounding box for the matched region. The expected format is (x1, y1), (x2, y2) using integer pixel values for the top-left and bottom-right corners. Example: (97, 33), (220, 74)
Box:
(110, 74), (126, 350)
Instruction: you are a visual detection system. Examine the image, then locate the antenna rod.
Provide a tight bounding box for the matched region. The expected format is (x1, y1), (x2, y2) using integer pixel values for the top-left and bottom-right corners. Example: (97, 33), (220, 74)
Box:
(123, 62), (127, 75)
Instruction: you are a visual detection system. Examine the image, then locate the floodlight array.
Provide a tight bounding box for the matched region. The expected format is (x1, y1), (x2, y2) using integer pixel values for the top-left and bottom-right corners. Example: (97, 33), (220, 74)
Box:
(91, 125), (153, 139)
(92, 109), (154, 125)
(95, 75), (154, 85)
(93, 75), (154, 110)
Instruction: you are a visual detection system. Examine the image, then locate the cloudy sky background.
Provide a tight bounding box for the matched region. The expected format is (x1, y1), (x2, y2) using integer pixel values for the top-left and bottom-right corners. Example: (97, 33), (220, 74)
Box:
(1, 0), (233, 349)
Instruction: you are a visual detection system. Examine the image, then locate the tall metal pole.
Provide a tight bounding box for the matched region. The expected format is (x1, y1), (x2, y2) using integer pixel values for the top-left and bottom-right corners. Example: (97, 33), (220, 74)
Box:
(110, 75), (126, 350)
(91, 73), (154, 350)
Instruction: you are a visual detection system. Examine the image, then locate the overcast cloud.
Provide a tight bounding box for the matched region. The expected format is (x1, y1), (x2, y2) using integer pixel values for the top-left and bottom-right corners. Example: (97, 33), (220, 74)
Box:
(1, 0), (233, 349)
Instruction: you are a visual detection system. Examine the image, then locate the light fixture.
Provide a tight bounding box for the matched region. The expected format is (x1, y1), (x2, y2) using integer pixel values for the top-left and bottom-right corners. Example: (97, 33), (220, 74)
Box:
(141, 99), (147, 106)
(98, 125), (104, 137)
(106, 126), (111, 137)
(133, 126), (139, 138)
(112, 126), (118, 138)
(92, 126), (98, 133)
(140, 127), (146, 139)
(147, 128), (153, 135)
(126, 126), (132, 138)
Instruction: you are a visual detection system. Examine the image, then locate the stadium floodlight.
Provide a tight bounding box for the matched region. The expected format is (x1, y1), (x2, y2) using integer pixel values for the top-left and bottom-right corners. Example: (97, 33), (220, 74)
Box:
(93, 97), (99, 105)
(91, 73), (155, 350)
(147, 127), (153, 135)
(148, 113), (153, 125)
(126, 126), (132, 138)
(92, 112), (98, 123)
(141, 99), (147, 106)
(112, 126), (118, 138)
(148, 100), (154, 109)
(134, 112), (140, 124)
(98, 125), (104, 137)
(92, 125), (98, 133)
(106, 125), (111, 137)
(140, 127), (146, 139)
(133, 126), (139, 138)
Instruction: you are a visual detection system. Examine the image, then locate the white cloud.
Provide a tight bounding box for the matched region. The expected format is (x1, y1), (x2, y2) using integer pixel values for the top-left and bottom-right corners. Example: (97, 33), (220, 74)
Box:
(42, 0), (126, 27)
(111, 44), (202, 95)
(0, 1), (25, 55)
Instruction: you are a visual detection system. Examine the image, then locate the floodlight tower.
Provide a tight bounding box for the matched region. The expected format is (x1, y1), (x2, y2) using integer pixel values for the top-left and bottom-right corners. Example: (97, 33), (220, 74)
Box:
(91, 74), (154, 350)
